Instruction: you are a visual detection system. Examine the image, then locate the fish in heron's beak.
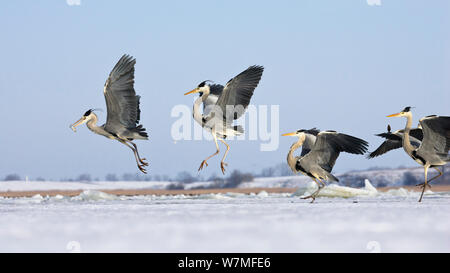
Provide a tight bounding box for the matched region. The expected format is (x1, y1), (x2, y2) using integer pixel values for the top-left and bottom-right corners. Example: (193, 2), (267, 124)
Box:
(70, 117), (87, 132)
(282, 132), (297, 136)
(184, 88), (200, 95)
(387, 113), (401, 118)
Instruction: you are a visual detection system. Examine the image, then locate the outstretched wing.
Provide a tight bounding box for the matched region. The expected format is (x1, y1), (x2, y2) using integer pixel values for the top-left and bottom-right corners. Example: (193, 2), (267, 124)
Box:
(419, 115), (450, 155)
(215, 65), (264, 122)
(303, 131), (368, 172)
(368, 129), (422, 158)
(368, 139), (403, 158)
(103, 55), (142, 133)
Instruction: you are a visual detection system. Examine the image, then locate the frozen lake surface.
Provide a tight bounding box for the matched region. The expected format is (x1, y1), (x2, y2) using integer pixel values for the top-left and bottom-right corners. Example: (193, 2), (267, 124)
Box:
(0, 188), (449, 253)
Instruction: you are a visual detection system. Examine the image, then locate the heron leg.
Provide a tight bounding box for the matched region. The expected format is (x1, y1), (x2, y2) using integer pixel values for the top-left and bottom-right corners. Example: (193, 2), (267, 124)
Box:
(418, 165), (430, 202)
(118, 139), (147, 174)
(128, 141), (148, 166)
(301, 178), (324, 203)
(218, 138), (230, 175)
(416, 167), (443, 188)
(198, 133), (220, 172)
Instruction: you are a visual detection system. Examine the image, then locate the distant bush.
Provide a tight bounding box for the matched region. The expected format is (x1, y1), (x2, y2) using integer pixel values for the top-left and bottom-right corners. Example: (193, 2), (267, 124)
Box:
(77, 174), (92, 182)
(175, 171), (195, 183)
(166, 183), (185, 190)
(402, 171), (420, 186)
(105, 174), (118, 181)
(223, 170), (254, 188)
(259, 162), (291, 177)
(3, 174), (21, 181)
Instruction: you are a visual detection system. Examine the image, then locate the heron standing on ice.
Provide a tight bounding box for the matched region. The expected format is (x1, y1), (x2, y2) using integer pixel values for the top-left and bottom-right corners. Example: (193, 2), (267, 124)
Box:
(282, 129), (369, 202)
(386, 107), (450, 202)
(70, 55), (149, 174)
(184, 65), (264, 174)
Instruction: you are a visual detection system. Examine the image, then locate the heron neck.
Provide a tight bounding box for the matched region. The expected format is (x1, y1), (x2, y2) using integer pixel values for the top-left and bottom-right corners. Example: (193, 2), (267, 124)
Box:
(86, 114), (107, 136)
(287, 137), (304, 173)
(402, 113), (414, 154)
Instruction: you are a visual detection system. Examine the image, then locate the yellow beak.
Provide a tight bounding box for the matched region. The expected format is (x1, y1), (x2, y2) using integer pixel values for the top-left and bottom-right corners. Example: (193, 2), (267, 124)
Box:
(184, 88), (200, 95)
(70, 117), (86, 132)
(387, 113), (401, 117)
(282, 132), (297, 136)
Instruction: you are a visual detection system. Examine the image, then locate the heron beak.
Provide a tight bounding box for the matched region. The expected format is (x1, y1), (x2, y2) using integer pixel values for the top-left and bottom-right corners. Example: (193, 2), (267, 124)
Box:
(282, 132), (297, 136)
(184, 88), (200, 95)
(70, 117), (86, 132)
(387, 113), (401, 117)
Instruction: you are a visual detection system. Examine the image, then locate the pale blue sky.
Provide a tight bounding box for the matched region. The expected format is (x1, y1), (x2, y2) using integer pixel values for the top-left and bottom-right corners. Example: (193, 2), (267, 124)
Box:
(0, 1), (449, 180)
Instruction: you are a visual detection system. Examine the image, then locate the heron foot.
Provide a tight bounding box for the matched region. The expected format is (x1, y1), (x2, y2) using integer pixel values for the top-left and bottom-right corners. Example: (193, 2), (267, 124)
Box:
(140, 158), (149, 166)
(220, 162), (228, 175)
(198, 160), (208, 171)
(138, 164), (147, 174)
(301, 194), (316, 203)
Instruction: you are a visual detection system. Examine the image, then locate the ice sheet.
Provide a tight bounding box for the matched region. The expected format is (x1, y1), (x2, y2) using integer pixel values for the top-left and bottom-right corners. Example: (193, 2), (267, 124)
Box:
(0, 188), (449, 253)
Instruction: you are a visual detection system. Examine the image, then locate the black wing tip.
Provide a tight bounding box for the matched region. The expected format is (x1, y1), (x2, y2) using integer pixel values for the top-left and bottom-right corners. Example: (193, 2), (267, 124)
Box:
(248, 65), (264, 71)
(117, 54), (136, 67)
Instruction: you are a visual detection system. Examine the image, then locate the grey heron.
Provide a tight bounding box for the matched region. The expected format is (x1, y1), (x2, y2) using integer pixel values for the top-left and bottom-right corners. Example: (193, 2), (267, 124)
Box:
(184, 65), (264, 174)
(386, 106), (450, 202)
(368, 124), (423, 158)
(282, 129), (369, 202)
(70, 55), (149, 174)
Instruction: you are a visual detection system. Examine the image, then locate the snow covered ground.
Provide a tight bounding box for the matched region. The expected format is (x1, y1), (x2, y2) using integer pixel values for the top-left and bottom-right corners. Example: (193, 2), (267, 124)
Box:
(0, 185), (449, 252)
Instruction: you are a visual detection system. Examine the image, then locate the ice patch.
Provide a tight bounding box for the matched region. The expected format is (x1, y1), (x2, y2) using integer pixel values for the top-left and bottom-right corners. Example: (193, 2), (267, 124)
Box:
(195, 193), (233, 200)
(257, 191), (269, 198)
(385, 188), (433, 197)
(71, 190), (119, 201)
(292, 179), (378, 198)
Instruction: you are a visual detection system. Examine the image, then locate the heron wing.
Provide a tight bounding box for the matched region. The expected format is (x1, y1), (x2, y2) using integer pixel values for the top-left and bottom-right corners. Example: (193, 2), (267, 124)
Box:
(300, 128), (320, 156)
(203, 84), (223, 116)
(215, 65), (264, 122)
(368, 140), (403, 158)
(409, 128), (424, 141)
(418, 115), (450, 155)
(303, 131), (369, 172)
(103, 55), (141, 133)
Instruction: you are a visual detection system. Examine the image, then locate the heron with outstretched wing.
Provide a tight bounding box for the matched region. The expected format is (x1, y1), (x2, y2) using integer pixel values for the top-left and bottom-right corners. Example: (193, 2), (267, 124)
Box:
(70, 55), (149, 174)
(184, 65), (264, 174)
(282, 129), (368, 202)
(385, 107), (450, 202)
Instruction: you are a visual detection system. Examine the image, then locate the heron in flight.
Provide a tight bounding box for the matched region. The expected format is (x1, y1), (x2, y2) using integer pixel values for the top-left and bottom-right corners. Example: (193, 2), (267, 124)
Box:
(184, 65), (264, 174)
(386, 106), (450, 202)
(282, 129), (368, 202)
(70, 55), (149, 174)
(368, 124), (423, 159)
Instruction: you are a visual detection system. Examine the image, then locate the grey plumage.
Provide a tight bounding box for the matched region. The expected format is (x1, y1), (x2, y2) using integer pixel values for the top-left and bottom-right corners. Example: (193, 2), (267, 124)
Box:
(300, 131), (368, 176)
(384, 108), (450, 202)
(284, 129), (368, 202)
(185, 65), (264, 174)
(418, 116), (450, 158)
(368, 126), (422, 158)
(71, 54), (149, 174)
(202, 84), (223, 115)
(103, 55), (147, 138)
(215, 65), (264, 121)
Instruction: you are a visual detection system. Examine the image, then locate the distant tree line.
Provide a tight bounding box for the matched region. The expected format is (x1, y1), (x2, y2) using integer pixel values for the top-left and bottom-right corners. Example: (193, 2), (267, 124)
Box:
(2, 163), (449, 188)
